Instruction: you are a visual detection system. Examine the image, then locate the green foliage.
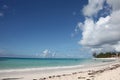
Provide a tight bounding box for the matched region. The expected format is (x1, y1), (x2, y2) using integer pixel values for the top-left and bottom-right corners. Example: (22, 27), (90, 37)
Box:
(93, 52), (120, 58)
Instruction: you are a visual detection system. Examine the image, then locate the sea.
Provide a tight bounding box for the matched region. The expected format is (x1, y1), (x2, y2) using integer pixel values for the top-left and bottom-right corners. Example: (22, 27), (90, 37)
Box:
(0, 57), (115, 70)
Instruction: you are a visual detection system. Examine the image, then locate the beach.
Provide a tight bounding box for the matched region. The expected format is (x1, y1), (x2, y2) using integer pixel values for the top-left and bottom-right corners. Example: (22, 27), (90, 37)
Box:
(0, 0), (120, 80)
(0, 58), (120, 80)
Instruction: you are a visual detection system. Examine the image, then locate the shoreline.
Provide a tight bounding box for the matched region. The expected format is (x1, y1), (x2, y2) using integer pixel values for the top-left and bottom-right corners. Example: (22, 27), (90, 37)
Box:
(0, 59), (120, 80)
(0, 58), (116, 73)
(93, 57), (119, 60)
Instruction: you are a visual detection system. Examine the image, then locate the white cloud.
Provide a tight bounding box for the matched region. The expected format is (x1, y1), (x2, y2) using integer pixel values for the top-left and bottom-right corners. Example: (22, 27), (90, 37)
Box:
(77, 0), (120, 52)
(52, 52), (56, 57)
(79, 15), (120, 46)
(114, 42), (120, 52)
(41, 49), (56, 57)
(71, 23), (83, 37)
(82, 0), (105, 17)
(42, 49), (50, 57)
(106, 0), (120, 11)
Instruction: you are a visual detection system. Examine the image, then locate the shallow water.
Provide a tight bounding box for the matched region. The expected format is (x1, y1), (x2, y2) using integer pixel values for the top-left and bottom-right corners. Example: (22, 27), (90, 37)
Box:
(0, 57), (115, 70)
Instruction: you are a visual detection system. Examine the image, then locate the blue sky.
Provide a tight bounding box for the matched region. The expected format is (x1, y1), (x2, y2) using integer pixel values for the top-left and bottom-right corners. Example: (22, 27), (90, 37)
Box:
(1, 0), (119, 58)
(0, 0), (90, 58)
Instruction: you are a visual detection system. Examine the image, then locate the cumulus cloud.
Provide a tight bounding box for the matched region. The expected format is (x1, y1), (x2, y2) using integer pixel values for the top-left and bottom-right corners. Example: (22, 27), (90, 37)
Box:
(42, 49), (50, 57)
(106, 0), (120, 11)
(41, 49), (56, 58)
(82, 0), (105, 17)
(79, 14), (120, 47)
(77, 0), (120, 52)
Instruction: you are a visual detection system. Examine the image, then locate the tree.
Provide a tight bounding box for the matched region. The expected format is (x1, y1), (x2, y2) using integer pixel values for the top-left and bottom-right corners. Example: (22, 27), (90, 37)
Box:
(92, 52), (120, 58)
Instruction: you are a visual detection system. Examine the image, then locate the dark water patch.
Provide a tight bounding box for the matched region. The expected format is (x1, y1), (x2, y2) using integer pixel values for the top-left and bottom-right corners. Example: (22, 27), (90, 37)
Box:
(0, 57), (9, 61)
(2, 77), (23, 80)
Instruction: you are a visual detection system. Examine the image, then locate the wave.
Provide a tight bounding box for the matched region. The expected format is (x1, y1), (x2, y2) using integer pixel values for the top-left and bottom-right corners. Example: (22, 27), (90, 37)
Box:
(0, 58), (117, 73)
(0, 64), (85, 73)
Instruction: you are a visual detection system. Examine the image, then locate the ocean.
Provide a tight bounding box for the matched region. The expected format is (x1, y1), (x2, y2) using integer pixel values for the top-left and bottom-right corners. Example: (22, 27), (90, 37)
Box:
(0, 57), (115, 70)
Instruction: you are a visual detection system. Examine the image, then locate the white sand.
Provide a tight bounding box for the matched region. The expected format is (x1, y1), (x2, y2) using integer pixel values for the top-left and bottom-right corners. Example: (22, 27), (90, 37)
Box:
(0, 59), (120, 80)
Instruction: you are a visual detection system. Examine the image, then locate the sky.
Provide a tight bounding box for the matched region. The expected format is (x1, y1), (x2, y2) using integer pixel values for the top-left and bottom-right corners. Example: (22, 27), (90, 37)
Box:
(0, 0), (120, 58)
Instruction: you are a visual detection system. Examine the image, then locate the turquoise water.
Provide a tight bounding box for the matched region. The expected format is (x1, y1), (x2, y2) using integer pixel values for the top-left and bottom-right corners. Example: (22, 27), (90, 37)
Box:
(0, 57), (114, 70)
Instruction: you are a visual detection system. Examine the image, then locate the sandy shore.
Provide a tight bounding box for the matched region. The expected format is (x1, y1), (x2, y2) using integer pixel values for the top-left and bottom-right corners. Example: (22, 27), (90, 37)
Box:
(0, 59), (120, 80)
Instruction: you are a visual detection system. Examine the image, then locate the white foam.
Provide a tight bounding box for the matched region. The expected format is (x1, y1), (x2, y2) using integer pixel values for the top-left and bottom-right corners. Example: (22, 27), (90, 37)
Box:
(0, 58), (118, 73)
(0, 65), (84, 73)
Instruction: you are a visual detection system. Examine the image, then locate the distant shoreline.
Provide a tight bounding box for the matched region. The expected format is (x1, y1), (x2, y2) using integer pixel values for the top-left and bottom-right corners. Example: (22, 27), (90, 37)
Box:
(93, 57), (119, 60)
